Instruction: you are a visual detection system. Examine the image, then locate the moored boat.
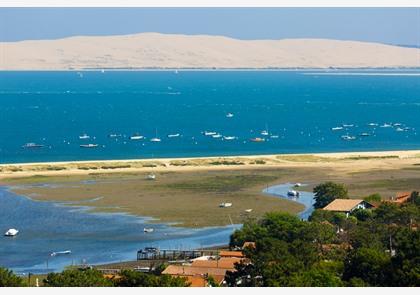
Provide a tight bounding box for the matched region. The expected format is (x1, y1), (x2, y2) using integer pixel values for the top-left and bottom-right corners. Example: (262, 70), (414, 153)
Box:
(4, 228), (19, 237)
(50, 250), (71, 256)
(79, 134), (90, 140)
(22, 143), (44, 148)
(250, 137), (265, 142)
(80, 144), (98, 148)
(130, 133), (144, 140)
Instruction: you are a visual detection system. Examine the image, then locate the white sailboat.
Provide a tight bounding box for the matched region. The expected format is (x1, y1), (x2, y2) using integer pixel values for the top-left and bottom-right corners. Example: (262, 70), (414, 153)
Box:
(150, 128), (161, 142)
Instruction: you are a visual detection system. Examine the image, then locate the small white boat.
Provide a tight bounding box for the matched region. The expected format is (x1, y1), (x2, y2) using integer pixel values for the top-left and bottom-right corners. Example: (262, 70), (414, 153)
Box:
(250, 137), (265, 142)
(380, 123), (392, 128)
(331, 127), (344, 131)
(80, 144), (98, 148)
(270, 135), (279, 139)
(393, 123), (403, 127)
(244, 209), (253, 213)
(79, 134), (90, 140)
(22, 143), (44, 148)
(287, 190), (299, 197)
(50, 250), (71, 257)
(146, 174), (156, 180)
(204, 131), (217, 136)
(150, 137), (161, 142)
(130, 134), (144, 140)
(4, 228), (19, 237)
(395, 128), (405, 132)
(226, 113), (234, 118)
(212, 134), (222, 138)
(109, 134), (122, 138)
(260, 130), (269, 136)
(368, 123), (379, 127)
(341, 135), (356, 141)
(359, 132), (370, 137)
(144, 228), (154, 233)
(167, 133), (180, 138)
(219, 202), (232, 208)
(342, 124), (354, 128)
(223, 136), (236, 140)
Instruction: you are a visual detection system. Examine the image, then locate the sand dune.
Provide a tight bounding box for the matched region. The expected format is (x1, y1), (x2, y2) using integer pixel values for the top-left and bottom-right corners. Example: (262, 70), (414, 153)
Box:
(1, 33), (419, 70)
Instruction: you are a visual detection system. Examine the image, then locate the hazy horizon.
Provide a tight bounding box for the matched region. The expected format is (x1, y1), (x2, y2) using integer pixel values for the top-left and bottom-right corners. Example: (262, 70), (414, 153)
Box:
(1, 8), (419, 45)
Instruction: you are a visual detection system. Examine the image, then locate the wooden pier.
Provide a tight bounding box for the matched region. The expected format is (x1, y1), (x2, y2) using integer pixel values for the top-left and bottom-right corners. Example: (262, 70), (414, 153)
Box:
(137, 248), (219, 261)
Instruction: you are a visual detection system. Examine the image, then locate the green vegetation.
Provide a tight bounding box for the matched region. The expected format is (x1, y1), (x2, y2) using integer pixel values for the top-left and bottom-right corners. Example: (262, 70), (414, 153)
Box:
(313, 181), (348, 209)
(227, 191), (420, 287)
(344, 155), (399, 160)
(0, 267), (25, 287)
(165, 174), (277, 193)
(39, 268), (189, 287)
(364, 193), (382, 203)
(209, 160), (245, 165)
(115, 270), (189, 287)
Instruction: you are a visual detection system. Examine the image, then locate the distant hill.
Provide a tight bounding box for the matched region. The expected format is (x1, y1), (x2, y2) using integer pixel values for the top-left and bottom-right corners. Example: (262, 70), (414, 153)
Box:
(1, 33), (419, 70)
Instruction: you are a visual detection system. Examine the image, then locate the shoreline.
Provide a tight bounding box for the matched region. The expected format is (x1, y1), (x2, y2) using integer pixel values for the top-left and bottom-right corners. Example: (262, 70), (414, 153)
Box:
(1, 149), (419, 180)
(2, 68), (420, 72)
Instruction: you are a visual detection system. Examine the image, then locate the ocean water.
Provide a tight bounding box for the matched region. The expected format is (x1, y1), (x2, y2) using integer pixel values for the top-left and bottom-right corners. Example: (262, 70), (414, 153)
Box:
(0, 187), (240, 274)
(0, 70), (419, 164)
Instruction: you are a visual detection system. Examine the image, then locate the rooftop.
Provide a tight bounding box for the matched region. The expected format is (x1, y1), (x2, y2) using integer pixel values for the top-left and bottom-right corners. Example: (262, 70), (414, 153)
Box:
(323, 199), (367, 212)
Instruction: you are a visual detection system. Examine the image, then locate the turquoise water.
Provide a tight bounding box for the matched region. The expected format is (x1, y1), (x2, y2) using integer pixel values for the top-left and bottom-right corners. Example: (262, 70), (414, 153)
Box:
(0, 70), (419, 164)
(0, 187), (240, 274)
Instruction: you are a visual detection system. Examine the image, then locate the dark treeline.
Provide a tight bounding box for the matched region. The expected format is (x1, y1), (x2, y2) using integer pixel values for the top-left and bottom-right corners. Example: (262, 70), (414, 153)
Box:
(226, 186), (420, 287)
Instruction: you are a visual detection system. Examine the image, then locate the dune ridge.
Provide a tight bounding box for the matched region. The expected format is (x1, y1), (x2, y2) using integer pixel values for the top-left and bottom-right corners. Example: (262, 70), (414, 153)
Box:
(1, 33), (419, 70)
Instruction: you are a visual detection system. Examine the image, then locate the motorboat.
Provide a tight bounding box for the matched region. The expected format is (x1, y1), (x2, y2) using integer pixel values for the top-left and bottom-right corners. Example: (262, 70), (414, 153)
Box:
(109, 134), (122, 138)
(219, 202), (232, 208)
(226, 113), (234, 118)
(380, 123), (392, 128)
(203, 131), (217, 136)
(359, 133), (370, 137)
(212, 134), (222, 138)
(4, 228), (19, 237)
(260, 130), (269, 136)
(150, 129), (161, 142)
(395, 128), (405, 132)
(270, 135), (279, 139)
(223, 136), (236, 140)
(167, 133), (180, 138)
(22, 143), (44, 148)
(341, 135), (356, 141)
(79, 134), (90, 140)
(331, 127), (344, 131)
(144, 228), (154, 233)
(130, 134), (144, 140)
(244, 209), (253, 213)
(80, 144), (98, 148)
(50, 250), (71, 257)
(342, 124), (354, 128)
(146, 174), (156, 180)
(287, 190), (300, 197)
(368, 123), (379, 127)
(249, 137), (265, 142)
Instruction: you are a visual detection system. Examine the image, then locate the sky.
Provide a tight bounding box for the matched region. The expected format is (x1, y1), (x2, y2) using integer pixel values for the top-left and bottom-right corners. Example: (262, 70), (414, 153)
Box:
(0, 8), (419, 45)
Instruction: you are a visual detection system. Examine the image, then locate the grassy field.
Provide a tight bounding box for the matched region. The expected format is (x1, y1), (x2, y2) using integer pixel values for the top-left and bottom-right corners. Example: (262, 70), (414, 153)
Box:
(5, 168), (306, 227)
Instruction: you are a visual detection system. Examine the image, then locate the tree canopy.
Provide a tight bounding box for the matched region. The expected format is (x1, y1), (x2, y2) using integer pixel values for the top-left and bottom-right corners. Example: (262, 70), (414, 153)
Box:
(313, 181), (348, 209)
